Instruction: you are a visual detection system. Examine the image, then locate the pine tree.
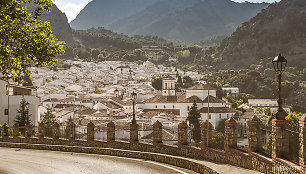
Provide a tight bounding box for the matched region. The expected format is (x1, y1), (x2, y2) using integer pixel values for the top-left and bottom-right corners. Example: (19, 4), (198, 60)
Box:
(186, 101), (201, 143)
(15, 97), (32, 134)
(42, 106), (56, 137)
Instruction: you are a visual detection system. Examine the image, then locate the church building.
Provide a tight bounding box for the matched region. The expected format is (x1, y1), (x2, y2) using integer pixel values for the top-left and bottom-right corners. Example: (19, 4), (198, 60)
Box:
(137, 77), (236, 128)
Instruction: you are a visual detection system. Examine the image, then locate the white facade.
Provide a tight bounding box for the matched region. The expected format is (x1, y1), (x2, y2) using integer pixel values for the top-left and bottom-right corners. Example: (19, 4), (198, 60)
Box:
(162, 77), (176, 96)
(186, 89), (216, 101)
(0, 79), (40, 126)
(222, 87), (239, 97)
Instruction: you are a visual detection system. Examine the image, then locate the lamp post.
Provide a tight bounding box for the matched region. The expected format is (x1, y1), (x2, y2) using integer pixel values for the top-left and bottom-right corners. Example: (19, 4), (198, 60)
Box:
(131, 91), (137, 124)
(272, 53), (287, 120)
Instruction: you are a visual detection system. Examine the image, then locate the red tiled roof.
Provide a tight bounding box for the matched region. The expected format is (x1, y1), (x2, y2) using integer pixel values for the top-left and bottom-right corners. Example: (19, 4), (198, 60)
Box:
(199, 107), (236, 113)
(202, 95), (225, 103)
(187, 84), (215, 90)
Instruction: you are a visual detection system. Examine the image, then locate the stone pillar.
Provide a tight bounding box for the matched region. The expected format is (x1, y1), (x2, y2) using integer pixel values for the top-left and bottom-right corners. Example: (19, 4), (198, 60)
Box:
(25, 124), (32, 139)
(68, 122), (76, 141)
(153, 121), (163, 145)
(107, 121), (115, 143)
(38, 122), (45, 139)
(178, 122), (188, 147)
(271, 119), (289, 160)
(130, 123), (139, 143)
(87, 122), (95, 142)
(300, 115), (306, 173)
(247, 115), (263, 154)
(201, 120), (212, 150)
(52, 123), (60, 140)
(224, 117), (237, 151)
(13, 123), (19, 138)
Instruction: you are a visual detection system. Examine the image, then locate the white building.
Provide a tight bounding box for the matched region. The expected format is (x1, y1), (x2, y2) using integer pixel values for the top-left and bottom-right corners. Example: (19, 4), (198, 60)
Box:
(222, 87), (239, 98)
(0, 78), (40, 126)
(138, 78), (236, 128)
(116, 65), (130, 74)
(248, 99), (290, 113)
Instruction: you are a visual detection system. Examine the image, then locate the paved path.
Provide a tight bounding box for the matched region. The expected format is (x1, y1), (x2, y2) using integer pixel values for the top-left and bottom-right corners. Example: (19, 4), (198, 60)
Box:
(0, 148), (195, 174)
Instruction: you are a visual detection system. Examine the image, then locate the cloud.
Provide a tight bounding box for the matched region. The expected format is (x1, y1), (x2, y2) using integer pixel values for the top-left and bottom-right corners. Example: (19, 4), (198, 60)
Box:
(53, 1), (92, 22)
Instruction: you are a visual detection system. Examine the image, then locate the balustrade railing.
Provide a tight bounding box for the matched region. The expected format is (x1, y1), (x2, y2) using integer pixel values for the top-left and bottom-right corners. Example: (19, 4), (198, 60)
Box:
(0, 116), (304, 174)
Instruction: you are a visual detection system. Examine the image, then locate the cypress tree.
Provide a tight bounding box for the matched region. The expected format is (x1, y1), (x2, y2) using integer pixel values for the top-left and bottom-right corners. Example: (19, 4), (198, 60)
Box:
(15, 97), (32, 134)
(42, 106), (57, 137)
(186, 101), (201, 143)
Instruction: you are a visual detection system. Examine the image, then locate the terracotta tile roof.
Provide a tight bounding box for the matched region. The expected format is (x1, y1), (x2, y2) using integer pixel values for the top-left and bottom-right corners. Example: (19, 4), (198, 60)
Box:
(142, 129), (177, 141)
(54, 104), (74, 109)
(187, 84), (215, 90)
(144, 95), (203, 104)
(162, 76), (176, 80)
(141, 111), (177, 119)
(91, 110), (108, 117)
(43, 98), (59, 102)
(143, 109), (180, 115)
(75, 108), (97, 116)
(202, 95), (225, 103)
(182, 96), (203, 103)
(199, 107), (236, 113)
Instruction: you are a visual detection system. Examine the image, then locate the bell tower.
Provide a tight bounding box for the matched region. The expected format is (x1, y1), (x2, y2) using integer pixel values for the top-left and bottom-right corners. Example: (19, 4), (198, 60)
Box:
(162, 77), (176, 96)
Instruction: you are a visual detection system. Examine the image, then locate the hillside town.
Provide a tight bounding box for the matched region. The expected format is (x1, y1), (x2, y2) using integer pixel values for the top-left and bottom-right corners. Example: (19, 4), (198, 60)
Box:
(0, 60), (290, 144)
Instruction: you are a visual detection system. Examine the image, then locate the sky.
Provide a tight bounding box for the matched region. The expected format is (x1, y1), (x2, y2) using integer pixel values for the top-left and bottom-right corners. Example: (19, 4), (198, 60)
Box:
(53, 0), (281, 23)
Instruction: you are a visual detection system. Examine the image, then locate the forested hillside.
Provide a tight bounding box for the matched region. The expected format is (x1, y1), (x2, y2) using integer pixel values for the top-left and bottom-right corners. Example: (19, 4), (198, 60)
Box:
(70, 0), (268, 42)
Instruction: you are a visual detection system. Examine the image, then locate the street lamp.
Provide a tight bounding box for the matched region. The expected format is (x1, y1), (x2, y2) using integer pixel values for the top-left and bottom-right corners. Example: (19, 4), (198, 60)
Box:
(272, 53), (287, 120)
(131, 91), (137, 124)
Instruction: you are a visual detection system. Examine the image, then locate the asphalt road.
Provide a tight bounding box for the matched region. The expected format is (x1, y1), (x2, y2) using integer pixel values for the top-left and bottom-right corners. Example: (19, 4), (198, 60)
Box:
(0, 147), (195, 174)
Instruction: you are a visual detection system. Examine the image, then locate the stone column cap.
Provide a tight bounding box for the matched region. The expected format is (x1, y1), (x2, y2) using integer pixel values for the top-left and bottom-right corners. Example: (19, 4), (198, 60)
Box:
(247, 115), (262, 126)
(153, 120), (162, 127)
(87, 122), (95, 127)
(225, 117), (237, 126)
(107, 121), (115, 127)
(201, 120), (212, 128)
(178, 121), (188, 129)
(53, 122), (59, 127)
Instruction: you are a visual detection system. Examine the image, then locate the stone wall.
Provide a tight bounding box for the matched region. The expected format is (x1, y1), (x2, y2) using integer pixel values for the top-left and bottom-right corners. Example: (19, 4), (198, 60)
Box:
(0, 118), (303, 174)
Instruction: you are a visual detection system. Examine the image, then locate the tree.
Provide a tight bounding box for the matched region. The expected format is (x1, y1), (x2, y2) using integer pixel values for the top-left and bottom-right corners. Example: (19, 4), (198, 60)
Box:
(0, 0), (65, 82)
(15, 97), (32, 134)
(22, 75), (33, 86)
(41, 106), (56, 137)
(211, 130), (225, 149)
(177, 75), (183, 89)
(152, 76), (162, 90)
(183, 76), (193, 88)
(265, 112), (302, 161)
(216, 119), (227, 134)
(186, 101), (201, 143)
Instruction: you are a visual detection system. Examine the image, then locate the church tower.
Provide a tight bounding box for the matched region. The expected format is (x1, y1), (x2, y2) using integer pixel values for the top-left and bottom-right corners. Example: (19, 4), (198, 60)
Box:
(162, 77), (176, 96)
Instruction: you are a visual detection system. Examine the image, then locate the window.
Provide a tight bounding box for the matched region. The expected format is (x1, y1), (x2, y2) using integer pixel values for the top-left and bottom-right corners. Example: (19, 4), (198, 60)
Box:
(219, 114), (221, 118)
(164, 105), (166, 109)
(245, 130), (247, 133)
(227, 114), (229, 118)
(173, 105), (175, 109)
(4, 109), (8, 115)
(155, 105), (157, 108)
(209, 114), (211, 119)
(244, 123), (246, 127)
(187, 106), (190, 111)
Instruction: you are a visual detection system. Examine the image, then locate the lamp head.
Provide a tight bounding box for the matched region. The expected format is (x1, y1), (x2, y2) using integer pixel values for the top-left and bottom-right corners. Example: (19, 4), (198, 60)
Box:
(272, 53), (287, 73)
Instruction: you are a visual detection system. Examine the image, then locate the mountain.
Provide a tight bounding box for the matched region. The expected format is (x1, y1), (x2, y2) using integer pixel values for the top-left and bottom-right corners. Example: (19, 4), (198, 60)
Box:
(70, 0), (269, 42)
(70, 0), (158, 30)
(26, 3), (74, 43)
(209, 0), (306, 69)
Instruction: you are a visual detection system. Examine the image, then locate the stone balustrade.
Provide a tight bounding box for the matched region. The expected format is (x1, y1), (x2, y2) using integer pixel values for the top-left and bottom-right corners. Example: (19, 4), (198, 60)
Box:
(1, 117), (304, 174)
